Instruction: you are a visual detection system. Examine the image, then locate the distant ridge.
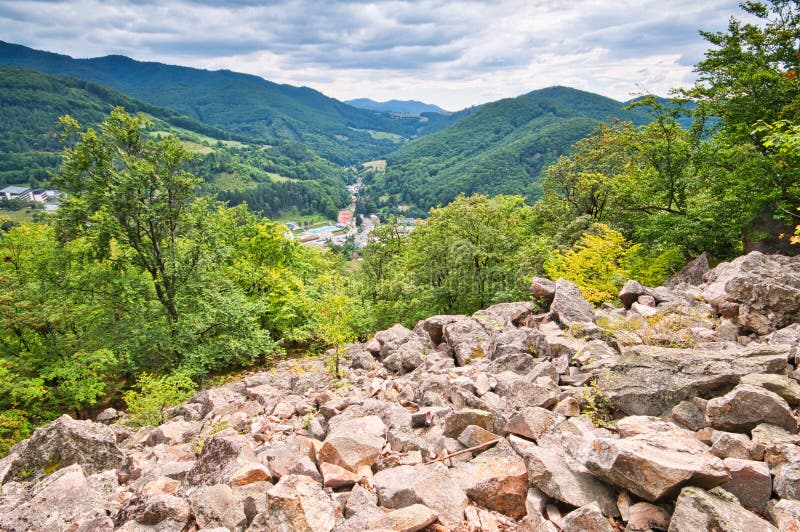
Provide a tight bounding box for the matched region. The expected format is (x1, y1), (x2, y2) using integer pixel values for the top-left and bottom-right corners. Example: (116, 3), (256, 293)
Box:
(0, 41), (453, 164)
(345, 98), (448, 115)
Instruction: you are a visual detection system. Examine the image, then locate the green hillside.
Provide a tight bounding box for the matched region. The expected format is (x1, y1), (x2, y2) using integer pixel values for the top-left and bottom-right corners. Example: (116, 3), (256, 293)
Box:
(363, 86), (654, 215)
(0, 66), (242, 187)
(0, 41), (459, 164)
(0, 66), (350, 218)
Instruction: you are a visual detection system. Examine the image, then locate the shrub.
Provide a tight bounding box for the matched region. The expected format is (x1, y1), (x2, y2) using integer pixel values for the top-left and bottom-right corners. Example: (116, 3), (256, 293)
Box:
(123, 371), (197, 427)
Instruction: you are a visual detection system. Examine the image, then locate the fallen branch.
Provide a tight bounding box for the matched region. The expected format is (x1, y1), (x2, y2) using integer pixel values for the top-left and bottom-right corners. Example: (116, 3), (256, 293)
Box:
(424, 438), (501, 465)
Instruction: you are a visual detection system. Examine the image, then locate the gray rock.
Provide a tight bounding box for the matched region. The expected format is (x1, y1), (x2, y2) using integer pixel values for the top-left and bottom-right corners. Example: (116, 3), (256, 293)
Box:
(183, 432), (257, 490)
(701, 251), (800, 335)
(373, 323), (427, 362)
(739, 373), (800, 406)
(442, 408), (494, 438)
(766, 498), (800, 530)
(504, 407), (559, 441)
(190, 386), (246, 418)
(443, 317), (497, 365)
(597, 343), (789, 416)
(551, 278), (595, 327)
(710, 431), (754, 460)
(664, 252), (710, 288)
(668, 486), (777, 531)
(671, 400), (707, 431)
(0, 414), (125, 483)
(774, 461), (800, 500)
(367, 504), (438, 532)
(706, 384), (798, 433)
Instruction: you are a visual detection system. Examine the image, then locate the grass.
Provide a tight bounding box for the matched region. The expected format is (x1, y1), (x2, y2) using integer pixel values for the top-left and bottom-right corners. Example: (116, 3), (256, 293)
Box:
(267, 172), (301, 183)
(362, 159), (387, 171)
(350, 128), (404, 142)
(0, 209), (38, 223)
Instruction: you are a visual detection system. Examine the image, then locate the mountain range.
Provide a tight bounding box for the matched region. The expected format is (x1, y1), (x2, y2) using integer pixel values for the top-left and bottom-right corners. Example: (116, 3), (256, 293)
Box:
(0, 41), (673, 219)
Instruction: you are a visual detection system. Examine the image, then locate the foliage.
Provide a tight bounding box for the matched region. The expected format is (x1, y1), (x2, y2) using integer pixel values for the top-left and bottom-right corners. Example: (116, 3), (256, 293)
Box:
(544, 224), (683, 303)
(358, 196), (547, 328)
(0, 409), (32, 456)
(123, 371), (197, 427)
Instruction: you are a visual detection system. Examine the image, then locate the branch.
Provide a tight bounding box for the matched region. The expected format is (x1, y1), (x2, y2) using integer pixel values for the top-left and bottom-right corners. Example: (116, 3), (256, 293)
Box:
(424, 438), (501, 465)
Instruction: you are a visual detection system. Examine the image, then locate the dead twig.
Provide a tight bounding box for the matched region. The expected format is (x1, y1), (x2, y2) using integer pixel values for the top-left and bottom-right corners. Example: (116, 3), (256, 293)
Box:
(424, 438), (501, 465)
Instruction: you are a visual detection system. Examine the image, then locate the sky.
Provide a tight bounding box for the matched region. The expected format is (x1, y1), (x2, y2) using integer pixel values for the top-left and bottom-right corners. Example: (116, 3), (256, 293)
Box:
(0, 0), (746, 110)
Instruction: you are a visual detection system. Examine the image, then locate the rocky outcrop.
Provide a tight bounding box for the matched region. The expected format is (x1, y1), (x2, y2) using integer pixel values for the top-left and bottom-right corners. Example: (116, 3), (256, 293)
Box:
(1, 251), (799, 531)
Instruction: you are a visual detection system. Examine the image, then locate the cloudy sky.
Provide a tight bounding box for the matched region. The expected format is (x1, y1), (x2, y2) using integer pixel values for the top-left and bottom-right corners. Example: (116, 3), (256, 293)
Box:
(0, 0), (745, 110)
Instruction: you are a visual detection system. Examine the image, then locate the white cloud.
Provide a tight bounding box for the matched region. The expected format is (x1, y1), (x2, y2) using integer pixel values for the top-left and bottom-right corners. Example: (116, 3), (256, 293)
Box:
(0, 0), (744, 109)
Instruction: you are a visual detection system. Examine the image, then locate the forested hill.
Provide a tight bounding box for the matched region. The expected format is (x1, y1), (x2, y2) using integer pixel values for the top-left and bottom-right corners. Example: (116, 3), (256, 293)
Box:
(0, 41), (446, 164)
(362, 86), (654, 216)
(0, 66), (241, 187)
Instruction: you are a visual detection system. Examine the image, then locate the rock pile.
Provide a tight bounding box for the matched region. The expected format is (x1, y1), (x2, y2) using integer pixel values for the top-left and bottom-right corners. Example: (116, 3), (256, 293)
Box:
(1, 250), (800, 531)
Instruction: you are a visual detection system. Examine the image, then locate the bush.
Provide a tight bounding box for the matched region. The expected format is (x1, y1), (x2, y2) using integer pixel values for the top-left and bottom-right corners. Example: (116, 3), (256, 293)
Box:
(544, 223), (682, 304)
(0, 409), (33, 457)
(123, 371), (197, 427)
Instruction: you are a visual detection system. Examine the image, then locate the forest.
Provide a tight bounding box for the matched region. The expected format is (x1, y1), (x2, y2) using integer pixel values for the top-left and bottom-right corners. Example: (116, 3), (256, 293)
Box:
(0, 0), (798, 454)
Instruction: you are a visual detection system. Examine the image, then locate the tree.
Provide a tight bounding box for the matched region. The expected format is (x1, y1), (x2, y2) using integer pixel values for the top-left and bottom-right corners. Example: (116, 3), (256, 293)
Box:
(686, 0), (800, 252)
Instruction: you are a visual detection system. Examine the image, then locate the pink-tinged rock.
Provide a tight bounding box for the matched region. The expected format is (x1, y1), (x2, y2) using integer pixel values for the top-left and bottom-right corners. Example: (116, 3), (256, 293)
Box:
(504, 406), (559, 441)
(0, 464), (107, 531)
(231, 462), (271, 486)
(141, 475), (181, 495)
(584, 416), (729, 502)
(264, 474), (336, 532)
(146, 419), (200, 446)
(442, 408), (494, 438)
(560, 502), (614, 532)
(320, 461), (360, 489)
(766, 499), (800, 531)
(454, 452), (528, 519)
(189, 483), (248, 530)
(457, 425), (498, 448)
(318, 415), (386, 472)
(626, 502), (671, 531)
(720, 458), (771, 513)
(367, 504), (438, 532)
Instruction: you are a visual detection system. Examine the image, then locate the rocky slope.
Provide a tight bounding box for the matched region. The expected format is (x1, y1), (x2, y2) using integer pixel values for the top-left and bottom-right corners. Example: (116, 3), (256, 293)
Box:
(1, 250), (800, 531)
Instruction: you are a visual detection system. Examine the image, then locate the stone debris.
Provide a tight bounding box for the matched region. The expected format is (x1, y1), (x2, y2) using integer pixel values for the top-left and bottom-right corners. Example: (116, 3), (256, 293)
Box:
(0, 250), (799, 532)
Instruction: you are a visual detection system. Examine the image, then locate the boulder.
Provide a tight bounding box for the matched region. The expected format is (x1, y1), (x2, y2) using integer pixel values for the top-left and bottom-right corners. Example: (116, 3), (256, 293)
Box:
(412, 315), (462, 347)
(372, 324), (427, 362)
(720, 458), (771, 513)
(516, 439), (618, 517)
(0, 464), (107, 531)
(767, 499), (800, 530)
(373, 463), (468, 529)
(596, 343), (789, 416)
(619, 280), (646, 309)
(664, 252), (710, 288)
(189, 484), (248, 530)
(701, 252), (800, 335)
(584, 417), (729, 502)
(530, 277), (557, 304)
(739, 372), (800, 406)
(705, 384), (797, 433)
(320, 462), (360, 489)
(263, 474), (336, 532)
(774, 461), (800, 500)
(550, 278), (595, 327)
(560, 502), (614, 532)
(442, 408), (494, 439)
(710, 431), (754, 460)
(626, 502), (671, 531)
(493, 374), (559, 410)
(668, 486), (777, 531)
(366, 504), (438, 532)
(504, 407), (559, 441)
(190, 386), (246, 418)
(443, 317), (497, 365)
(318, 415), (386, 472)
(183, 433), (257, 489)
(0, 414), (126, 484)
(121, 493), (191, 526)
(454, 451), (528, 519)
(145, 419), (200, 446)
